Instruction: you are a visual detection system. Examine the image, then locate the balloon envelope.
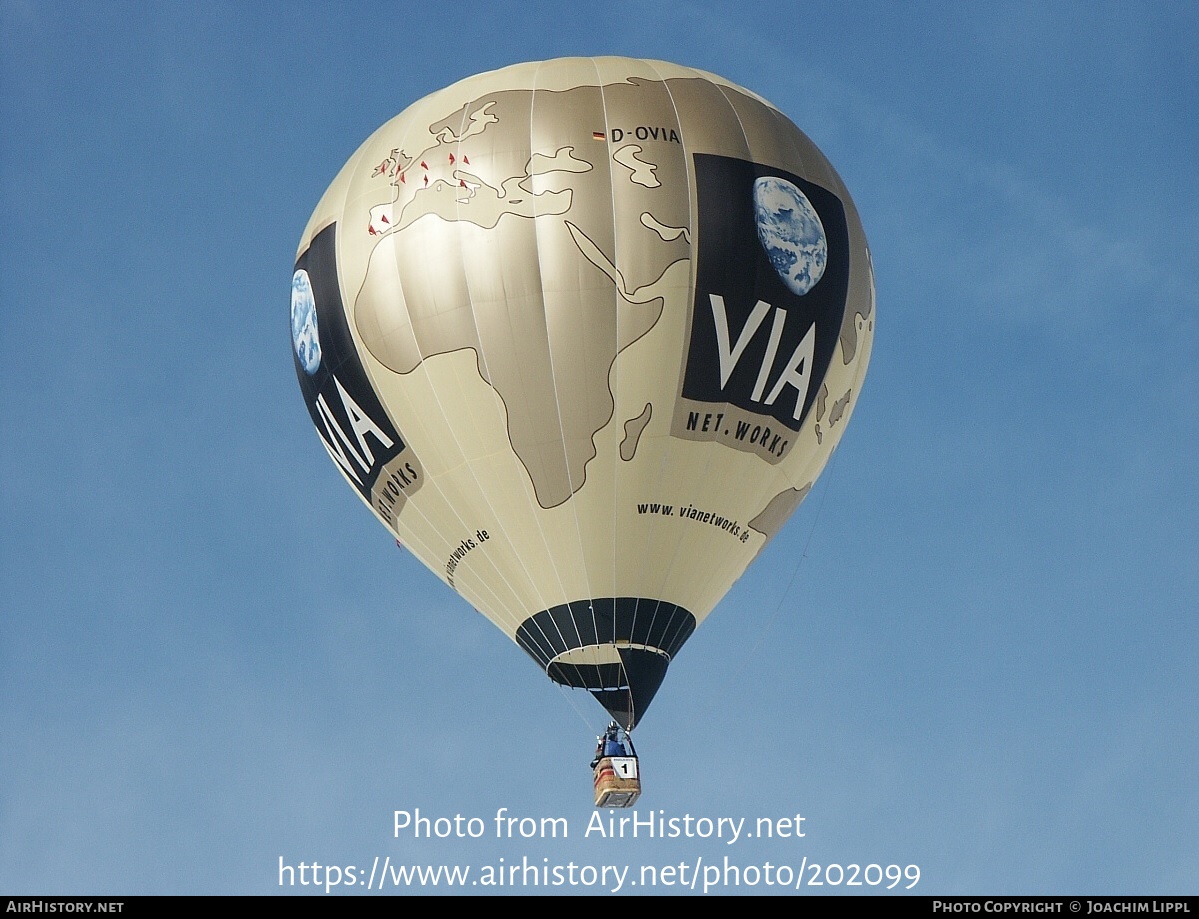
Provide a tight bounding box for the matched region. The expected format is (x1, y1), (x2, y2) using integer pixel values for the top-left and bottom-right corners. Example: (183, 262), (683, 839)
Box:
(292, 58), (874, 729)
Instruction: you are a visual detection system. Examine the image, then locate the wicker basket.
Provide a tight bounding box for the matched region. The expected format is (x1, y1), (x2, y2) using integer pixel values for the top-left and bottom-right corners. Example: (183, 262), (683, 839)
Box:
(593, 756), (641, 807)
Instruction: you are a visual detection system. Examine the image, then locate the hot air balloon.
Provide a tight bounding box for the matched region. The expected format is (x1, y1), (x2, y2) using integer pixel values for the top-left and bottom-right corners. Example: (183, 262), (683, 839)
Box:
(291, 58), (874, 762)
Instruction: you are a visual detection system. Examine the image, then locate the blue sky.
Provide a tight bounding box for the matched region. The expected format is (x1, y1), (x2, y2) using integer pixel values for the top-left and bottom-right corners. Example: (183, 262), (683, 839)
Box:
(2, 0), (1196, 896)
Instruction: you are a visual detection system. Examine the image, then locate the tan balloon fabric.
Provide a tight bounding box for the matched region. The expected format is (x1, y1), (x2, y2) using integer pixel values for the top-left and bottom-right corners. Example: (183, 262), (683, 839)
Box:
(292, 58), (873, 728)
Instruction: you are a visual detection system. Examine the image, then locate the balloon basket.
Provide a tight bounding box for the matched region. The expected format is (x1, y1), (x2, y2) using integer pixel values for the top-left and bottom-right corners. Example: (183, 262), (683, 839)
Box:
(593, 756), (641, 808)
